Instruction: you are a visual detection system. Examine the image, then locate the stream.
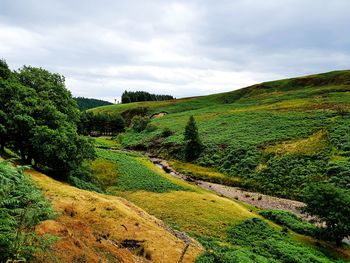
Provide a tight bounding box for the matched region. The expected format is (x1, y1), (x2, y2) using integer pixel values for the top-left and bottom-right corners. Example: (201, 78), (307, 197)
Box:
(149, 157), (306, 216)
(110, 149), (350, 245)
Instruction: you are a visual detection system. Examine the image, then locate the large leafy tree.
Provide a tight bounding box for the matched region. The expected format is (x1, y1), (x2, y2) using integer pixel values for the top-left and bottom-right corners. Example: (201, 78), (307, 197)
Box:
(0, 60), (95, 178)
(184, 115), (202, 161)
(302, 183), (350, 245)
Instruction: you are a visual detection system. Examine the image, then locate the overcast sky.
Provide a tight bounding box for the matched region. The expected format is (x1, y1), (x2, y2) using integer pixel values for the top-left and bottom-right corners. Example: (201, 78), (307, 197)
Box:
(1, 0), (349, 102)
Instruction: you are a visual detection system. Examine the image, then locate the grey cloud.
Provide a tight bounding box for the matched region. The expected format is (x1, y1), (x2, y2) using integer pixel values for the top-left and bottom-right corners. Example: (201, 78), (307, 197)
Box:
(0, 0), (349, 101)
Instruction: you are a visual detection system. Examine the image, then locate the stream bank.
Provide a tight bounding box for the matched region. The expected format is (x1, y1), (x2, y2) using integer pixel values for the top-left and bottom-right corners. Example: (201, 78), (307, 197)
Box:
(149, 157), (306, 216)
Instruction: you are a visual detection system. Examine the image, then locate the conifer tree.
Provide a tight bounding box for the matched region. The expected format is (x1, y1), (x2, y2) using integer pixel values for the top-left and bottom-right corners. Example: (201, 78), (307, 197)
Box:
(184, 115), (202, 161)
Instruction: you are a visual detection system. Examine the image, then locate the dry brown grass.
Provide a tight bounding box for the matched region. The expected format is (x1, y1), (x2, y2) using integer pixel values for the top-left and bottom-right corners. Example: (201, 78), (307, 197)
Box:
(28, 169), (202, 263)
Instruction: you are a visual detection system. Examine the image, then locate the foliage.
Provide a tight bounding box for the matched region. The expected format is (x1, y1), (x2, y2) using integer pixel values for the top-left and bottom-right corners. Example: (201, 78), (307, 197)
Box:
(0, 58), (11, 80)
(326, 161), (350, 189)
(247, 154), (327, 199)
(302, 183), (350, 245)
(78, 111), (125, 136)
(74, 97), (112, 111)
(184, 116), (202, 161)
(161, 127), (173, 137)
(0, 60), (95, 179)
(121, 90), (174, 104)
(120, 106), (149, 125)
(90, 70), (350, 199)
(96, 149), (189, 192)
(68, 175), (103, 193)
(260, 209), (317, 236)
(131, 115), (150, 132)
(197, 218), (343, 263)
(0, 161), (55, 261)
(31, 126), (96, 177)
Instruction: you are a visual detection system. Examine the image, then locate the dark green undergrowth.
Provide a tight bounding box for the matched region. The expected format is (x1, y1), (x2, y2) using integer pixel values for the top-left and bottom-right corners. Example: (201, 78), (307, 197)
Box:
(196, 218), (345, 263)
(260, 209), (318, 236)
(0, 161), (56, 262)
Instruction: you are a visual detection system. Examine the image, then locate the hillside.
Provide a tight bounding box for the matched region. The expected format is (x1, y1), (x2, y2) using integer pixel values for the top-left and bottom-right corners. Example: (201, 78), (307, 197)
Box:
(91, 70), (350, 200)
(1, 151), (349, 262)
(2, 62), (350, 262)
(75, 97), (113, 111)
(84, 148), (350, 262)
(27, 167), (202, 262)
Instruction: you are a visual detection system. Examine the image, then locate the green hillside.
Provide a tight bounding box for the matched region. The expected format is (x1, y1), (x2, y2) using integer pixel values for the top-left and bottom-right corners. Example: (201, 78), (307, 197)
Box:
(91, 70), (350, 200)
(75, 96), (113, 111)
(90, 149), (349, 262)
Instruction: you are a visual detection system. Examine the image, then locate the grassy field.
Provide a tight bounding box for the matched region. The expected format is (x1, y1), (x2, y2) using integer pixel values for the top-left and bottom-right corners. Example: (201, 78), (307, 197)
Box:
(92, 149), (349, 262)
(91, 70), (350, 200)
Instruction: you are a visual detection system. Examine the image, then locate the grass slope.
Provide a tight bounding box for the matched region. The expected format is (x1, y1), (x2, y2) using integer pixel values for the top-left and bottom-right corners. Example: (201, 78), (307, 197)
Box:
(91, 70), (350, 199)
(27, 168), (202, 263)
(92, 149), (349, 262)
(96, 149), (255, 238)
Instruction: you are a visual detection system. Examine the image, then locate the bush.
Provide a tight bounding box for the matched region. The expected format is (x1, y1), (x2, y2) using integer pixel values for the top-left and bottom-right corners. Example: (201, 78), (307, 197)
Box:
(197, 218), (337, 263)
(0, 161), (55, 261)
(68, 164), (104, 193)
(68, 176), (103, 193)
(259, 209), (317, 236)
(161, 127), (173, 137)
(131, 116), (150, 132)
(302, 183), (350, 245)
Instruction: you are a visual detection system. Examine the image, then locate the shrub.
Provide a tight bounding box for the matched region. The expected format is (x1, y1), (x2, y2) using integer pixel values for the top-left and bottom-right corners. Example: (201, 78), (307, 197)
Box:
(161, 127), (173, 137)
(197, 218), (336, 263)
(302, 183), (350, 245)
(131, 116), (151, 132)
(0, 161), (55, 261)
(259, 209), (317, 236)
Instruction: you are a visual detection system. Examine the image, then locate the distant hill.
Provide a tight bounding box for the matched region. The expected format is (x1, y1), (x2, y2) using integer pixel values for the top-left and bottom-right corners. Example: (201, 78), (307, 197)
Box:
(91, 70), (350, 200)
(75, 97), (113, 111)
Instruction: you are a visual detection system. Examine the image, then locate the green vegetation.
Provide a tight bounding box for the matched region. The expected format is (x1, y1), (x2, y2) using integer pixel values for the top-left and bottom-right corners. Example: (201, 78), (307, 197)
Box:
(121, 90), (174, 103)
(184, 116), (202, 161)
(0, 60), (95, 178)
(74, 97), (113, 111)
(92, 136), (121, 149)
(302, 183), (350, 245)
(260, 209), (317, 236)
(0, 161), (55, 262)
(91, 70), (350, 201)
(96, 149), (189, 192)
(131, 115), (151, 132)
(197, 218), (344, 263)
(91, 149), (349, 262)
(170, 159), (241, 186)
(78, 111), (125, 136)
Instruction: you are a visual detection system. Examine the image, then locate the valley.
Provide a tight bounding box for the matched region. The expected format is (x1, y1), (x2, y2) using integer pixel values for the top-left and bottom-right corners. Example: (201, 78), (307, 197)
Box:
(1, 65), (350, 262)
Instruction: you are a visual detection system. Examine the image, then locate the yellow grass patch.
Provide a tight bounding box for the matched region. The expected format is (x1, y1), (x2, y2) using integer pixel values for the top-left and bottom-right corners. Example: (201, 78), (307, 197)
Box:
(264, 130), (327, 155)
(27, 169), (202, 263)
(118, 190), (256, 238)
(90, 159), (119, 189)
(169, 160), (241, 185)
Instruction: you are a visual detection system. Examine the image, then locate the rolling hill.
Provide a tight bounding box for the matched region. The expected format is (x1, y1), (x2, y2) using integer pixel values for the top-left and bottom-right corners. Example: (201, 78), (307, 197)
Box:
(91, 70), (350, 200)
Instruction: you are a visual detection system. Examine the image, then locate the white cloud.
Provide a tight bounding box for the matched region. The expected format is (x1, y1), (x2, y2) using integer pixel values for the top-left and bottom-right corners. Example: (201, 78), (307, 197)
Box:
(1, 0), (349, 101)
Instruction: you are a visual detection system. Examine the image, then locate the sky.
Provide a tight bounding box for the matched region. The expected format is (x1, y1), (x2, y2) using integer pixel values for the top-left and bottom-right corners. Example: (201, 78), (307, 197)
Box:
(0, 0), (349, 102)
